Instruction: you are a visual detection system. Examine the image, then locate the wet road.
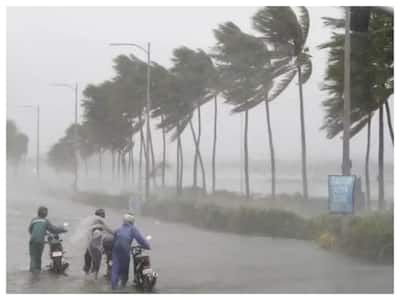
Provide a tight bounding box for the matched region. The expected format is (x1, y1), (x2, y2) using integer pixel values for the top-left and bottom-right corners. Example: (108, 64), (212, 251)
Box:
(7, 176), (393, 293)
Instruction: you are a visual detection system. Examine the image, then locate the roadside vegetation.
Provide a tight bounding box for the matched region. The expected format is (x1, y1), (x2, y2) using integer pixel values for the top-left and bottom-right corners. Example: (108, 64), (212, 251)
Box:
(72, 189), (393, 263)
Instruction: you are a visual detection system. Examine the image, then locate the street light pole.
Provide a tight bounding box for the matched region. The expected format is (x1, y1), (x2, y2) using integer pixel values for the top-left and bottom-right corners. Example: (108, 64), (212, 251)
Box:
(36, 105), (40, 178)
(50, 82), (79, 191)
(145, 42), (151, 202)
(74, 82), (79, 191)
(109, 42), (152, 202)
(342, 7), (351, 176)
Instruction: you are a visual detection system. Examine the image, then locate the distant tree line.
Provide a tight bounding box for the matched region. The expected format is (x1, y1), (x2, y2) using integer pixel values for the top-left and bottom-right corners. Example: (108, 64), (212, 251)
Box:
(7, 119), (29, 172)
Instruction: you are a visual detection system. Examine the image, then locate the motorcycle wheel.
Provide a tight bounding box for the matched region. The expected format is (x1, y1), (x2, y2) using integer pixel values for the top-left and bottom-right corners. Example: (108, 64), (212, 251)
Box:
(53, 257), (62, 273)
(142, 275), (154, 292)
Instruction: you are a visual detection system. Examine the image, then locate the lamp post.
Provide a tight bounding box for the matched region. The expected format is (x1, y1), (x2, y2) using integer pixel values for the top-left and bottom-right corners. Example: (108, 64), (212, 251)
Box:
(342, 7), (351, 176)
(109, 42), (151, 202)
(50, 82), (79, 191)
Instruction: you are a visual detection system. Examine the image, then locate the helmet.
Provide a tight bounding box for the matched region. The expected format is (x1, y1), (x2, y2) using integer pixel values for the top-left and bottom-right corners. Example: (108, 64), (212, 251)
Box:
(38, 206), (48, 218)
(123, 212), (135, 224)
(95, 208), (105, 218)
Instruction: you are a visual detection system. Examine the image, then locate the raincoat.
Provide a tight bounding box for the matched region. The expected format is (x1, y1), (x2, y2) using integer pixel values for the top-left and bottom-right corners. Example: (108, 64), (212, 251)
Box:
(28, 217), (66, 272)
(82, 216), (114, 275)
(111, 223), (150, 289)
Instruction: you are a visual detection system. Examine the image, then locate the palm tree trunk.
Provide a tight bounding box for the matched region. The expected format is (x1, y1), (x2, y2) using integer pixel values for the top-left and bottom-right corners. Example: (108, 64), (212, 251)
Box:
(212, 96), (218, 194)
(297, 66), (309, 201)
(148, 125), (157, 188)
(178, 133), (184, 194)
(161, 114), (166, 187)
(122, 152), (127, 186)
(139, 127), (145, 192)
(190, 119), (206, 193)
(384, 98), (394, 145)
(99, 150), (103, 179)
(365, 113), (371, 211)
(131, 149), (135, 185)
(149, 127), (156, 172)
(127, 149), (131, 182)
(176, 130), (180, 194)
(117, 151), (121, 182)
(84, 158), (88, 177)
(191, 119), (198, 188)
(111, 150), (115, 181)
(264, 99), (276, 201)
(244, 110), (250, 200)
(197, 105), (206, 193)
(193, 121), (199, 188)
(378, 104), (385, 210)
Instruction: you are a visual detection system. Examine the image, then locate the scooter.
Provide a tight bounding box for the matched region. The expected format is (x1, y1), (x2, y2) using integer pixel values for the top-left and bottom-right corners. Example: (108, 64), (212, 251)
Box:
(131, 235), (158, 292)
(46, 223), (69, 274)
(102, 234), (114, 279)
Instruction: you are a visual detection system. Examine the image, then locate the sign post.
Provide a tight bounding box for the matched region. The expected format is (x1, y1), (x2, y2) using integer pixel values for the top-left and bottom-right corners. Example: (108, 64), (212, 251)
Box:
(328, 175), (356, 214)
(328, 175), (356, 237)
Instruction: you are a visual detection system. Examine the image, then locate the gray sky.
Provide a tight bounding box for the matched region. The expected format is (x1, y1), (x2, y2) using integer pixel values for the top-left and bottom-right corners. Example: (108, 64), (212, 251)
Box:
(7, 6), (394, 165)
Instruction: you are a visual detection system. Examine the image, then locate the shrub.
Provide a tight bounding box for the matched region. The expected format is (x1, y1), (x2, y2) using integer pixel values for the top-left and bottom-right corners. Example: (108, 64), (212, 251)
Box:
(318, 232), (337, 249)
(343, 212), (393, 262)
(76, 192), (394, 263)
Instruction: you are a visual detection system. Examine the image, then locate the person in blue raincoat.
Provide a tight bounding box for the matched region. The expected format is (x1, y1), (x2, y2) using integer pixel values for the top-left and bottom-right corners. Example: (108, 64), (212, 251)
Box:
(111, 213), (150, 290)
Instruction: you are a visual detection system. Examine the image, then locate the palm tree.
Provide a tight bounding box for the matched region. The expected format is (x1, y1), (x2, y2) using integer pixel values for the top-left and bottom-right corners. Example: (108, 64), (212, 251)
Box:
(152, 65), (192, 194)
(213, 22), (273, 200)
(169, 47), (216, 193)
(252, 6), (312, 201)
(7, 120), (29, 173)
(48, 124), (77, 176)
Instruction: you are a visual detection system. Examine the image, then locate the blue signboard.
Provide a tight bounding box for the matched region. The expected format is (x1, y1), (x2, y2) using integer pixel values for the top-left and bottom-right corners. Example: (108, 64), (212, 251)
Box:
(328, 175), (356, 214)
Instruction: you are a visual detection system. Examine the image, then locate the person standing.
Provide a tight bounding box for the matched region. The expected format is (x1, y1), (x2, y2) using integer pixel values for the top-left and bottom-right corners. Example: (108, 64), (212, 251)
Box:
(111, 213), (150, 290)
(83, 208), (114, 276)
(28, 206), (67, 273)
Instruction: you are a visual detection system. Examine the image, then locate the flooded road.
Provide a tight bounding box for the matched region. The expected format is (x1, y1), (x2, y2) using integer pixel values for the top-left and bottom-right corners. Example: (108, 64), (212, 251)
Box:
(7, 176), (393, 293)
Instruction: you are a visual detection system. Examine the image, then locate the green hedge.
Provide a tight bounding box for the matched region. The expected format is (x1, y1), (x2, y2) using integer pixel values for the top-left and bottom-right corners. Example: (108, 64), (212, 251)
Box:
(71, 191), (393, 263)
(142, 199), (393, 263)
(142, 200), (309, 239)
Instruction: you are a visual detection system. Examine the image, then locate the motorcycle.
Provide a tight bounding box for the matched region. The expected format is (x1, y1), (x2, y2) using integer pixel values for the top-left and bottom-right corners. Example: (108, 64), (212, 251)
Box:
(131, 235), (157, 292)
(102, 234), (114, 279)
(45, 223), (69, 274)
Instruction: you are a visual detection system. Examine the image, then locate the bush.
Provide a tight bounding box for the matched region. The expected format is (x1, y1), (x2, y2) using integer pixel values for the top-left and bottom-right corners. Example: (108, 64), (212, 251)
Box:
(318, 232), (337, 249)
(308, 212), (393, 262)
(342, 212), (393, 262)
(308, 214), (343, 239)
(142, 200), (309, 239)
(76, 192), (393, 264)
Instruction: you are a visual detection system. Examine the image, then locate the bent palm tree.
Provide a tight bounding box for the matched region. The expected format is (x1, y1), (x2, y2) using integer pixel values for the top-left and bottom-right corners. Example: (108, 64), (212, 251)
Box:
(253, 6), (312, 201)
(213, 22), (273, 200)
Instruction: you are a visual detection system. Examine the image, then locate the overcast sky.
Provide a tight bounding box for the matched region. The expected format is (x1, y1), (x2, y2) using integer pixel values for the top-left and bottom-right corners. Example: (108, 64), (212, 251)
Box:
(6, 6), (394, 166)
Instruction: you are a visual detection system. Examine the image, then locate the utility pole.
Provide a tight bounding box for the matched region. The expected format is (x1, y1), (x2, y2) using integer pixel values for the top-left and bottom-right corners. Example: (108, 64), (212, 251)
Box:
(145, 42), (151, 202)
(36, 105), (40, 178)
(109, 42), (152, 202)
(342, 7), (352, 176)
(74, 82), (79, 192)
(50, 82), (79, 191)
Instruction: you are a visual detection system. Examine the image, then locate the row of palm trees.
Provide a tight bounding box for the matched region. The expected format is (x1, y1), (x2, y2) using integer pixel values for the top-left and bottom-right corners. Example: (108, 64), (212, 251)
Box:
(47, 7), (393, 207)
